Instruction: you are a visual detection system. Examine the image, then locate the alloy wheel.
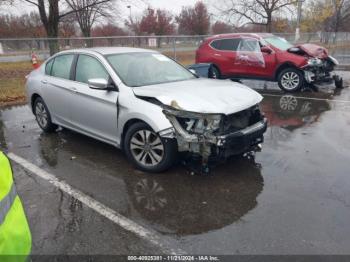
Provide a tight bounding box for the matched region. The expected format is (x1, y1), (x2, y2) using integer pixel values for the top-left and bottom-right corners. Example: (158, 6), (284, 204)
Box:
(130, 130), (165, 167)
(134, 178), (167, 211)
(281, 72), (300, 90)
(280, 95), (298, 111)
(35, 102), (48, 128)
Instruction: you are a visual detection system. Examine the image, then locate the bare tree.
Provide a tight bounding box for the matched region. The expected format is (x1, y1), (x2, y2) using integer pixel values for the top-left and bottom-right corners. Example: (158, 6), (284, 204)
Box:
(329, 0), (350, 33)
(125, 15), (143, 46)
(65, 0), (116, 39)
(19, 0), (113, 54)
(218, 0), (297, 32)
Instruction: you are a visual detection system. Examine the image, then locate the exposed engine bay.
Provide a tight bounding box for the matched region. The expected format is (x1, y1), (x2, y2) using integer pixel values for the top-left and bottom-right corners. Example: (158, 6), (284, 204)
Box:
(162, 102), (267, 172)
(288, 46), (343, 88)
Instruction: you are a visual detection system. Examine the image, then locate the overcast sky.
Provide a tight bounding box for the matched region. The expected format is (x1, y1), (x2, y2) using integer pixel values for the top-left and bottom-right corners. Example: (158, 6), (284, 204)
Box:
(6, 0), (213, 17)
(3, 0), (216, 27)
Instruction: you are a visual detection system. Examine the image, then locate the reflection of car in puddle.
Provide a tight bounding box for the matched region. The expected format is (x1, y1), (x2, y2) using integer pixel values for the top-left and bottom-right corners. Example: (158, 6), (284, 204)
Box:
(124, 157), (264, 236)
(39, 133), (61, 167)
(261, 91), (335, 130)
(37, 128), (264, 236)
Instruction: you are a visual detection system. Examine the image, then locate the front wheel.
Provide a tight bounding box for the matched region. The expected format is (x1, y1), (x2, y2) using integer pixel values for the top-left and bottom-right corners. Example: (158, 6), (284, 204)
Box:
(278, 68), (304, 92)
(124, 122), (178, 173)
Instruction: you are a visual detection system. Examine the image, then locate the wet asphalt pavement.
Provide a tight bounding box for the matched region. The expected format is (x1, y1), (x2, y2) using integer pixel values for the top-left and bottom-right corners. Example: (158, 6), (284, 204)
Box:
(1, 73), (350, 256)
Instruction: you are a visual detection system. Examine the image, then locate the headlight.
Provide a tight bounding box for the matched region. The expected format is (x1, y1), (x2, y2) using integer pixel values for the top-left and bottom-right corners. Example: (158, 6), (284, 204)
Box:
(181, 114), (222, 134)
(328, 55), (339, 66)
(162, 105), (223, 135)
(307, 58), (323, 66)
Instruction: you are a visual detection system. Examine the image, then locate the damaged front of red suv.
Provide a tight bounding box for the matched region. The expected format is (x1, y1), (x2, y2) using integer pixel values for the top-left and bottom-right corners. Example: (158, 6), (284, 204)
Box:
(288, 43), (340, 86)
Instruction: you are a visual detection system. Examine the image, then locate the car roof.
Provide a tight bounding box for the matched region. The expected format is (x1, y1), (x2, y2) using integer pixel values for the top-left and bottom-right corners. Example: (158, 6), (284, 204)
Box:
(58, 47), (158, 56)
(206, 33), (275, 41)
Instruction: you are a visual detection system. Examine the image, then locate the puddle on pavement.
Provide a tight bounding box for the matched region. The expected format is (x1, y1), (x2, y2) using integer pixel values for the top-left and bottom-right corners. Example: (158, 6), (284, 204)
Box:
(1, 86), (350, 254)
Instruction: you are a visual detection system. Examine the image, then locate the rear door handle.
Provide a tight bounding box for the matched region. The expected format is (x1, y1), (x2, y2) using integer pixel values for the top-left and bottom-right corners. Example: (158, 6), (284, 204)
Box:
(70, 87), (78, 93)
(41, 80), (47, 84)
(214, 53), (221, 57)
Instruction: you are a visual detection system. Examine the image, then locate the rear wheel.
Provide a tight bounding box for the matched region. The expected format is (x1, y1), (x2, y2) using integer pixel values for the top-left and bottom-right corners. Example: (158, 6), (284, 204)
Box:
(209, 65), (221, 79)
(278, 68), (304, 92)
(34, 97), (57, 132)
(124, 122), (178, 173)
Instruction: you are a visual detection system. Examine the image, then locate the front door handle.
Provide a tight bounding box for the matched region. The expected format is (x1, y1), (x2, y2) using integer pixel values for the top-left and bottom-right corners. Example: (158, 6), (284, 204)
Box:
(41, 80), (47, 84)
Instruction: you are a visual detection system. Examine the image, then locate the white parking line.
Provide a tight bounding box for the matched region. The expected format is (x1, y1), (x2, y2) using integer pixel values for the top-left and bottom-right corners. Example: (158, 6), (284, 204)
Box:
(261, 93), (350, 103)
(8, 152), (185, 255)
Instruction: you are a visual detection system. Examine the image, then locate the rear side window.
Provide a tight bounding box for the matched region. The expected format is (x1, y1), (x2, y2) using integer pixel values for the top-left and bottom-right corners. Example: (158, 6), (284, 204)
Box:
(75, 54), (109, 84)
(210, 38), (240, 51)
(45, 59), (54, 75)
(51, 54), (74, 80)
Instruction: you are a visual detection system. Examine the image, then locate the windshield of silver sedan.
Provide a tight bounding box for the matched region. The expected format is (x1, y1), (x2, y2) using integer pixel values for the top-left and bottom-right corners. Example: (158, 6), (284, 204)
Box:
(106, 52), (196, 87)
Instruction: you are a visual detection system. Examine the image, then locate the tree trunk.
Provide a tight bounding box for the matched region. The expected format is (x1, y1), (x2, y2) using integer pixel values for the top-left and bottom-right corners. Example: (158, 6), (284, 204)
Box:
(37, 0), (60, 55)
(266, 13), (272, 33)
(47, 23), (59, 55)
(157, 36), (161, 48)
(82, 28), (93, 47)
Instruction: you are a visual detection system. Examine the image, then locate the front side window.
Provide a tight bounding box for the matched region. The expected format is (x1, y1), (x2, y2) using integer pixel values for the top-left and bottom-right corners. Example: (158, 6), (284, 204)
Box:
(237, 38), (261, 52)
(75, 54), (109, 84)
(51, 54), (74, 80)
(235, 38), (265, 68)
(45, 59), (54, 75)
(106, 52), (195, 87)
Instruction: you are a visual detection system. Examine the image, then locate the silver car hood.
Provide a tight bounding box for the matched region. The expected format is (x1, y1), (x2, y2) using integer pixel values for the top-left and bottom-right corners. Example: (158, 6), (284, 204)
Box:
(133, 78), (263, 115)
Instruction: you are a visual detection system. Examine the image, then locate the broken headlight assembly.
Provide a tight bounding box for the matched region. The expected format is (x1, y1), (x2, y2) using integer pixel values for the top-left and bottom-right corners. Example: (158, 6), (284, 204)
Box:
(307, 58), (323, 67)
(162, 106), (223, 144)
(179, 114), (222, 134)
(328, 55), (339, 66)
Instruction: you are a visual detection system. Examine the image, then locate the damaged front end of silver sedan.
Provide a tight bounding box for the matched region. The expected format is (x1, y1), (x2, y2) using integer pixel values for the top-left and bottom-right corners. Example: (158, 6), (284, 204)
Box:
(161, 102), (268, 173)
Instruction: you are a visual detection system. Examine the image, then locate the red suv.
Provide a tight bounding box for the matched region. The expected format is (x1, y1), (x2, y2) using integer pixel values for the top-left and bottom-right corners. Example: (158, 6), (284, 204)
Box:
(196, 33), (341, 92)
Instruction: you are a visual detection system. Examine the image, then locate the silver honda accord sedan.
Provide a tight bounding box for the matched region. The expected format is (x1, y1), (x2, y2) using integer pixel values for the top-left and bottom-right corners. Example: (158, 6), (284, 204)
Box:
(26, 47), (267, 173)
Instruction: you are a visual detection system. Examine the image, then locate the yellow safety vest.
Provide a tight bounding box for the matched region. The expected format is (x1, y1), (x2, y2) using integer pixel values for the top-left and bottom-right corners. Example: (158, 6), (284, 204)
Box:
(0, 152), (32, 260)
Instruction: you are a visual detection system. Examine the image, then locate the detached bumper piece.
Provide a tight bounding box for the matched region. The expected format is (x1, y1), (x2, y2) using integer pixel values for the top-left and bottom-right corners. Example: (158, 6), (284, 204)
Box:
(303, 56), (343, 88)
(217, 119), (267, 158)
(162, 106), (267, 174)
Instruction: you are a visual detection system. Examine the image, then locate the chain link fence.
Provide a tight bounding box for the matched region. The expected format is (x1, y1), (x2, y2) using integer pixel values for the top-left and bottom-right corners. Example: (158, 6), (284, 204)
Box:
(0, 32), (350, 64)
(0, 32), (349, 106)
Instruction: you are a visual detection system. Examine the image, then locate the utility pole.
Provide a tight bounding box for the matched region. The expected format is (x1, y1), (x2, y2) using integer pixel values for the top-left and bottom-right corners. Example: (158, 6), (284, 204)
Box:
(127, 5), (132, 19)
(295, 0), (303, 42)
(127, 5), (132, 36)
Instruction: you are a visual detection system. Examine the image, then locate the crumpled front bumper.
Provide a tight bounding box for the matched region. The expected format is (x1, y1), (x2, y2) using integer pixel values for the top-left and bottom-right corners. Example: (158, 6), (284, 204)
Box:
(161, 108), (268, 161)
(217, 119), (267, 157)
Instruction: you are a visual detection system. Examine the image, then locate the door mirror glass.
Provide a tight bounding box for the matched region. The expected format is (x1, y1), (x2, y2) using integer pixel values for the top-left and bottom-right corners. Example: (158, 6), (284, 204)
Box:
(261, 46), (273, 54)
(88, 78), (108, 90)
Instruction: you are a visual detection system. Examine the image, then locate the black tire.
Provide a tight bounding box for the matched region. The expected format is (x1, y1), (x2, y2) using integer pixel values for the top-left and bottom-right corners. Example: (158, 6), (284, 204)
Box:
(33, 97), (58, 132)
(209, 65), (221, 79)
(124, 122), (178, 173)
(334, 76), (343, 89)
(277, 68), (304, 92)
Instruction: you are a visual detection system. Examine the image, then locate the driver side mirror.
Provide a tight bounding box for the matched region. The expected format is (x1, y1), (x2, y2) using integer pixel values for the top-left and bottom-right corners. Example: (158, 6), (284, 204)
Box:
(189, 69), (198, 76)
(261, 46), (273, 54)
(88, 78), (117, 91)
